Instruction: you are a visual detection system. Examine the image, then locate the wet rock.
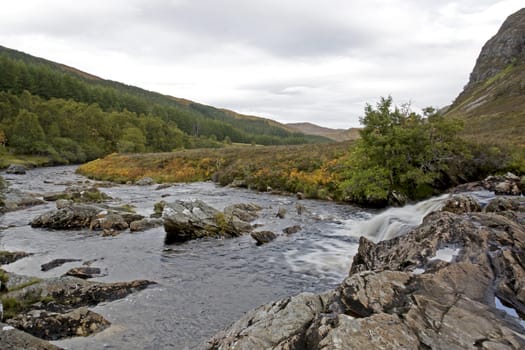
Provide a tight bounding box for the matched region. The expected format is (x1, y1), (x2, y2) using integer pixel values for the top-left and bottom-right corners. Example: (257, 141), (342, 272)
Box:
(251, 231), (277, 245)
(120, 212), (145, 225)
(276, 207), (286, 219)
(5, 164), (27, 175)
(0, 251), (32, 265)
(31, 204), (100, 229)
(296, 192), (305, 200)
(41, 259), (81, 272)
(223, 203), (262, 222)
(229, 179), (246, 188)
(42, 186), (110, 203)
(55, 199), (73, 209)
(3, 188), (45, 211)
(163, 200), (252, 243)
(151, 200), (167, 218)
(484, 196), (525, 213)
(129, 218), (164, 232)
(483, 173), (523, 195)
(205, 202), (525, 349)
(295, 203), (305, 215)
(0, 322), (61, 349)
(64, 267), (103, 279)
(155, 183), (173, 190)
(89, 213), (128, 231)
(283, 225), (301, 235)
(440, 194), (482, 214)
(135, 177), (155, 186)
(7, 307), (110, 340)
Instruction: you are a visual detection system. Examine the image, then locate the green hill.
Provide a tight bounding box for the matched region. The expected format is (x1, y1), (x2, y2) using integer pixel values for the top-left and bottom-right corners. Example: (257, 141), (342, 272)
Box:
(0, 45), (329, 164)
(444, 8), (525, 149)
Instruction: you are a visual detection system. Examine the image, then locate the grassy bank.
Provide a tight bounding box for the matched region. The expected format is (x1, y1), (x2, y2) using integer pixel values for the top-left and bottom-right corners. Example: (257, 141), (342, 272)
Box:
(78, 142), (353, 200)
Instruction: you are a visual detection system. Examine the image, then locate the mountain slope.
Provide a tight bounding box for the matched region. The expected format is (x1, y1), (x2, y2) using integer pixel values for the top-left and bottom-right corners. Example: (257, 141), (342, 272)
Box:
(286, 122), (360, 142)
(445, 8), (525, 147)
(0, 45), (329, 146)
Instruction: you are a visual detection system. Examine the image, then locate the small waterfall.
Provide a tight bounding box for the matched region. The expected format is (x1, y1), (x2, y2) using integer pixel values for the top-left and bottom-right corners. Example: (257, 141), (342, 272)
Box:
(348, 194), (450, 242)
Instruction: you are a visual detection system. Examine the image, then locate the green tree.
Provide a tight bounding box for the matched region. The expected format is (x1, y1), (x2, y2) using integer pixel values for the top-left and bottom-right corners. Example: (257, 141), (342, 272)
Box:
(118, 127), (146, 153)
(340, 96), (466, 205)
(8, 109), (47, 154)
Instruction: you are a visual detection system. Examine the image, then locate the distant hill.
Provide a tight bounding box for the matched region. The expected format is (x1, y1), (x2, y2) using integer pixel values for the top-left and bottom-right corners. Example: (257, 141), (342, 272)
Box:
(286, 122), (360, 142)
(0, 45), (329, 147)
(444, 8), (525, 148)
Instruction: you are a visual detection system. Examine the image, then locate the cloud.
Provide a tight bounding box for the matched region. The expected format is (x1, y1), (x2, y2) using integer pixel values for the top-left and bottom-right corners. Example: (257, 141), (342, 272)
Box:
(0, 0), (523, 128)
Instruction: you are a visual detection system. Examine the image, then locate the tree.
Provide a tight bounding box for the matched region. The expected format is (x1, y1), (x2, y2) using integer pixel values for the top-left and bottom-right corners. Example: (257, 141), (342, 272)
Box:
(0, 128), (6, 147)
(118, 127), (146, 153)
(340, 96), (466, 205)
(8, 109), (47, 154)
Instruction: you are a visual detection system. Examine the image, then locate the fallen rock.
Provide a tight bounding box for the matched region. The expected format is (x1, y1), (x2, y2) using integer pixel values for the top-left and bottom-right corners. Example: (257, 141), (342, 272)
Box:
(64, 267), (103, 279)
(41, 259), (82, 272)
(5, 164), (27, 175)
(251, 231), (277, 245)
(7, 307), (110, 340)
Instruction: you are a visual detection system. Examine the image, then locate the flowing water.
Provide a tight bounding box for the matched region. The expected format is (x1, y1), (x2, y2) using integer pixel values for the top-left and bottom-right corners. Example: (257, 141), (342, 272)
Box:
(0, 166), (468, 349)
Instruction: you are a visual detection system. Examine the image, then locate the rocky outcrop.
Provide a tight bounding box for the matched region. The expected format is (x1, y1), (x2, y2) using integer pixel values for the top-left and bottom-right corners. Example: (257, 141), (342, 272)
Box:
(163, 200), (256, 243)
(40, 259), (82, 272)
(205, 194), (525, 349)
(31, 204), (101, 229)
(129, 218), (164, 232)
(64, 267), (104, 279)
(451, 172), (523, 196)
(465, 8), (525, 89)
(2, 188), (45, 212)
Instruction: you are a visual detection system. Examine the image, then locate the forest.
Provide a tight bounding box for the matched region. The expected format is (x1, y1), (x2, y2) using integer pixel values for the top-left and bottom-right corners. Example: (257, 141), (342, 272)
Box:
(0, 46), (328, 164)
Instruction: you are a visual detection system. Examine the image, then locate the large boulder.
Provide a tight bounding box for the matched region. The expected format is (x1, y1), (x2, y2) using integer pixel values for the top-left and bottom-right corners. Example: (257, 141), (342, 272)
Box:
(163, 200), (254, 243)
(31, 205), (101, 229)
(0, 322), (61, 350)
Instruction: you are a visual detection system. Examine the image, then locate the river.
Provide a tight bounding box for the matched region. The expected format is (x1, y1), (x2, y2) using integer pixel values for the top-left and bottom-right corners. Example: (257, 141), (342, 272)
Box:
(0, 165), (459, 349)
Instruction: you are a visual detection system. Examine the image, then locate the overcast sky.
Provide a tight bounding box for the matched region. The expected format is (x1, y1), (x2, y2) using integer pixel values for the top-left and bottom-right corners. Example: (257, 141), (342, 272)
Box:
(0, 1), (522, 128)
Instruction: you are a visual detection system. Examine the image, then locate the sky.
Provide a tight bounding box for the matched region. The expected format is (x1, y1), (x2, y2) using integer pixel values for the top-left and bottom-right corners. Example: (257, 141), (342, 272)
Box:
(0, 1), (523, 129)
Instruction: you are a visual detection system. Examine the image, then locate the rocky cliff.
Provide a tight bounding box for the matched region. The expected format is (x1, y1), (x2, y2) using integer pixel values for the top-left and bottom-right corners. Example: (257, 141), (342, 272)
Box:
(445, 8), (525, 147)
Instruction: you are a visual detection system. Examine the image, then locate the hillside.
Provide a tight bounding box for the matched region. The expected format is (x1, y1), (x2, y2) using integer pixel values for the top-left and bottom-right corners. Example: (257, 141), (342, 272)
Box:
(445, 8), (525, 148)
(0, 45), (329, 152)
(285, 122), (361, 142)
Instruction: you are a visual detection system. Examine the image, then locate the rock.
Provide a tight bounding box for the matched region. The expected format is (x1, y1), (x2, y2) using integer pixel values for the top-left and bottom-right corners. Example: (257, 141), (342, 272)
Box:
(283, 225), (301, 235)
(120, 212), (145, 225)
(223, 203), (262, 222)
(163, 200), (252, 243)
(31, 205), (100, 230)
(483, 174), (523, 195)
(7, 307), (110, 340)
(129, 218), (163, 232)
(251, 231), (276, 245)
(41, 259), (82, 272)
(5, 164), (27, 175)
(276, 207), (286, 219)
(484, 196), (525, 213)
(150, 200), (167, 218)
(64, 267), (103, 279)
(0, 251), (32, 265)
(43, 186), (110, 203)
(296, 192), (305, 200)
(440, 194), (482, 214)
(3, 188), (45, 211)
(205, 201), (525, 349)
(229, 179), (246, 188)
(205, 292), (333, 350)
(89, 213), (128, 231)
(155, 183), (173, 190)
(135, 177), (155, 186)
(55, 199), (73, 209)
(0, 322), (61, 349)
(389, 190), (408, 207)
(295, 203), (305, 215)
